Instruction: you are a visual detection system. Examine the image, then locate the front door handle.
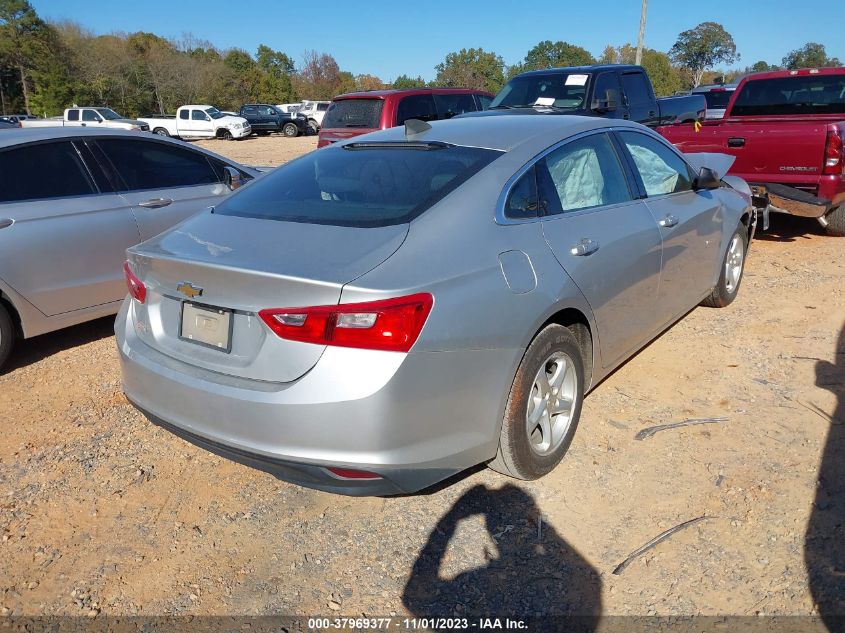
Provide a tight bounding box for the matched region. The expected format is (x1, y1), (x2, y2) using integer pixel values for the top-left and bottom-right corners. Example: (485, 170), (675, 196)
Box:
(727, 137), (746, 148)
(570, 238), (600, 256)
(138, 198), (173, 209)
(659, 214), (679, 228)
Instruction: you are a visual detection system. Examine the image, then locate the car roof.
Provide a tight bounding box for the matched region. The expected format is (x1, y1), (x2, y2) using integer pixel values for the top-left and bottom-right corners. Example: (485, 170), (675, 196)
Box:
(337, 114), (646, 152)
(743, 67), (845, 81)
(334, 87), (492, 100)
(515, 64), (643, 78)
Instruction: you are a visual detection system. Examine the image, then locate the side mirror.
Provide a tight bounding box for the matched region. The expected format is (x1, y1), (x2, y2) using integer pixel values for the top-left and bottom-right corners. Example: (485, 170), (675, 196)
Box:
(694, 167), (721, 190)
(223, 166), (244, 191)
(94, 116), (103, 123)
(205, 115), (211, 121)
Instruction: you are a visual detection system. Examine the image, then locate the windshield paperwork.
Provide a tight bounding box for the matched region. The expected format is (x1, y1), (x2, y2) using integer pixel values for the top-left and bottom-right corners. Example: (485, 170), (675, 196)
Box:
(490, 73), (591, 110)
(205, 107), (226, 120)
(95, 108), (123, 120)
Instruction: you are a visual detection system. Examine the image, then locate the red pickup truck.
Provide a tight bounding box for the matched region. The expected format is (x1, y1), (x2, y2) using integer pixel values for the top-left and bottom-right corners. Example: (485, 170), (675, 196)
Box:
(661, 68), (845, 236)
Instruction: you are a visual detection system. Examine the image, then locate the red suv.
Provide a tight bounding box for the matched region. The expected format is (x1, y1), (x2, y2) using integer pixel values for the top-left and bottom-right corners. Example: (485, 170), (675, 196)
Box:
(317, 88), (493, 148)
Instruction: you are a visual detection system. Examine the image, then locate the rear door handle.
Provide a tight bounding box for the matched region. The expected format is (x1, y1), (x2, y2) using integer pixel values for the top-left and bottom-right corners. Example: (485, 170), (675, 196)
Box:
(570, 238), (600, 256)
(0, 218), (13, 229)
(727, 137), (745, 148)
(659, 214), (679, 228)
(138, 198), (173, 209)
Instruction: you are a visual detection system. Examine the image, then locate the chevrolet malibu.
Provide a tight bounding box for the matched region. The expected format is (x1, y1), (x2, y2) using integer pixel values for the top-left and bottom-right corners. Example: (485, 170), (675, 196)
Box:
(116, 116), (755, 495)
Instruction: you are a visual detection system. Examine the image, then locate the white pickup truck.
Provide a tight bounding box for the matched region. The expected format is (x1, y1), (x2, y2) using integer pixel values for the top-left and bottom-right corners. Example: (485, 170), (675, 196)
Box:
(20, 107), (150, 131)
(139, 105), (251, 140)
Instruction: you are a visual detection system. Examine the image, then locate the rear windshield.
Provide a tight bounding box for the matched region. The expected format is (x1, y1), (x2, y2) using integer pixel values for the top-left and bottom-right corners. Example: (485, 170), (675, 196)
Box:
(213, 143), (501, 227)
(322, 99), (383, 129)
(702, 90), (733, 109)
(490, 73), (591, 110)
(731, 75), (845, 116)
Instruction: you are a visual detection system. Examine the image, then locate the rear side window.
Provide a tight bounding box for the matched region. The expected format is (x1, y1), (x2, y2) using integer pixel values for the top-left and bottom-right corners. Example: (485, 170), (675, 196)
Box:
(505, 166), (539, 219)
(619, 131), (693, 196)
(538, 133), (632, 214)
(179, 110), (189, 120)
(621, 72), (653, 107)
(396, 94), (437, 125)
(434, 93), (478, 119)
(322, 99), (383, 129)
(214, 143), (502, 227)
(0, 141), (96, 203)
(67, 109), (79, 121)
(95, 138), (220, 191)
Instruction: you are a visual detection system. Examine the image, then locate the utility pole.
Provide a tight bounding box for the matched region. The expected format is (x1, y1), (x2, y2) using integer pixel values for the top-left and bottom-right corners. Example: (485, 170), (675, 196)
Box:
(635, 0), (648, 65)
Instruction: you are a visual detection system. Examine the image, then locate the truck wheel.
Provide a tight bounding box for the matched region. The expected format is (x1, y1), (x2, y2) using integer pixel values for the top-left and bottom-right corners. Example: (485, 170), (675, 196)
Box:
(153, 127), (170, 137)
(0, 302), (15, 372)
(702, 226), (747, 308)
(283, 122), (299, 138)
(823, 205), (845, 237)
(308, 119), (319, 134)
(488, 324), (585, 480)
(218, 129), (233, 141)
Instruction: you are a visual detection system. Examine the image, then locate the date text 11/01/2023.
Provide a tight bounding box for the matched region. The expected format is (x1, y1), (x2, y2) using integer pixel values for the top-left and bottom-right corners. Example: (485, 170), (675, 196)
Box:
(308, 617), (529, 630)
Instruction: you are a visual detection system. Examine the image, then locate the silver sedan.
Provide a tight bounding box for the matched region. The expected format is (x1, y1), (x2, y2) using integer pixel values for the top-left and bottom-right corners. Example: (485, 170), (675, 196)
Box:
(116, 115), (755, 495)
(0, 128), (258, 370)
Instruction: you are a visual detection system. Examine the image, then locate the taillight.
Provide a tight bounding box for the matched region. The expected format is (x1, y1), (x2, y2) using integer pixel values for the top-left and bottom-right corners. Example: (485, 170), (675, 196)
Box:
(823, 127), (844, 175)
(123, 261), (146, 304)
(259, 293), (433, 353)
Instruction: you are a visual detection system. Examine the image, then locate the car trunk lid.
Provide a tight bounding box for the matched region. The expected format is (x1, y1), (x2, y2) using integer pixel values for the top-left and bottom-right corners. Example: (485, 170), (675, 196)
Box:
(127, 211), (408, 383)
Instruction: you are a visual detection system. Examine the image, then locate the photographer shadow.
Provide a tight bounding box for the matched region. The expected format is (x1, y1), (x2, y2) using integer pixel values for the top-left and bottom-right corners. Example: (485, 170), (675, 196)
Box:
(403, 483), (601, 628)
(806, 325), (845, 631)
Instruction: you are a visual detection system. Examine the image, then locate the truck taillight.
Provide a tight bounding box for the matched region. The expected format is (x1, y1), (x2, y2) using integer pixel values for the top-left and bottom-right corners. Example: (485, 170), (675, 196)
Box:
(123, 261), (146, 304)
(259, 293), (433, 353)
(823, 127), (844, 175)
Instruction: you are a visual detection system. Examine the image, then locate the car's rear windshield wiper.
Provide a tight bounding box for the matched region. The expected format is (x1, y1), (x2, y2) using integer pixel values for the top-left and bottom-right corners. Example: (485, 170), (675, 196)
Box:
(342, 141), (450, 151)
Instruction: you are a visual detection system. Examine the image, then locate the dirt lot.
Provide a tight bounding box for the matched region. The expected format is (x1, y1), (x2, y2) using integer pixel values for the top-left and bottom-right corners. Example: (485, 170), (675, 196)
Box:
(1, 134), (843, 623)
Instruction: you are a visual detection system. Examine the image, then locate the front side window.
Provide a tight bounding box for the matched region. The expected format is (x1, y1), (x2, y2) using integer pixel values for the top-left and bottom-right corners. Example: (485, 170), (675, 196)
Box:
(396, 94), (437, 125)
(95, 139), (220, 191)
(621, 72), (653, 107)
(434, 93), (478, 119)
(258, 106), (275, 116)
(619, 131), (693, 196)
(478, 95), (493, 110)
(192, 110), (208, 121)
(0, 141), (96, 203)
(214, 143), (501, 227)
(593, 72), (621, 108)
(538, 133), (632, 214)
(242, 106), (258, 116)
(82, 110), (100, 122)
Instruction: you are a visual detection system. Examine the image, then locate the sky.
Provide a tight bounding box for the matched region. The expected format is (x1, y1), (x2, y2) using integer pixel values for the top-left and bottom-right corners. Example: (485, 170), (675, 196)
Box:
(30, 0), (845, 81)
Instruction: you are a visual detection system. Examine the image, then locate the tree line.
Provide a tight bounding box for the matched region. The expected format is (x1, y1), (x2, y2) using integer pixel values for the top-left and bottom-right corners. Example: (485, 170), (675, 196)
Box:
(0, 0), (841, 117)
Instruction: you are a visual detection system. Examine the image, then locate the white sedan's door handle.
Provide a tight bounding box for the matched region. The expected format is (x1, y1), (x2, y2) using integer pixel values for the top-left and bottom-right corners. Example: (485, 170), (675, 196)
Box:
(570, 238), (600, 256)
(659, 214), (679, 228)
(138, 198), (173, 209)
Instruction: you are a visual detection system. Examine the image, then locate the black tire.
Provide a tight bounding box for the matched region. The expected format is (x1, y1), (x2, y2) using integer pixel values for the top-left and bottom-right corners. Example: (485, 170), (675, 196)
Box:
(702, 226), (748, 308)
(218, 129), (233, 141)
(152, 127), (170, 137)
(824, 205), (845, 237)
(283, 122), (299, 138)
(489, 324), (585, 480)
(308, 119), (319, 134)
(0, 302), (15, 372)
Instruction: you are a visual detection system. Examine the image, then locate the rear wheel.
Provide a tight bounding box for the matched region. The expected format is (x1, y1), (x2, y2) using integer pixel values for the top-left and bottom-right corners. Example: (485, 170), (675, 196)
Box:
(702, 226), (747, 308)
(823, 205), (845, 237)
(0, 302), (15, 371)
(308, 119), (319, 134)
(153, 127), (170, 137)
(489, 324), (584, 480)
(283, 122), (299, 138)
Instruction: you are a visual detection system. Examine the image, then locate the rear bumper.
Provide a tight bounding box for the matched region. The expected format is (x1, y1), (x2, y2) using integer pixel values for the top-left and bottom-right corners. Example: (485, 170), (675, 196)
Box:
(750, 176), (845, 218)
(115, 299), (516, 495)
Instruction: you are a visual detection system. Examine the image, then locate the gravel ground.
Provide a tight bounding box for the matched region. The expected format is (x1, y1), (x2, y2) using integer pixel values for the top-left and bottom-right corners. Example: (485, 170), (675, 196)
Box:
(1, 135), (843, 623)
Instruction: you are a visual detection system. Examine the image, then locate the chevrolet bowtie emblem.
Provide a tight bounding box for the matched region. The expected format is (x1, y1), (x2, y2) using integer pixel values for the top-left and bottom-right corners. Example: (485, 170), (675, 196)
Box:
(177, 282), (203, 299)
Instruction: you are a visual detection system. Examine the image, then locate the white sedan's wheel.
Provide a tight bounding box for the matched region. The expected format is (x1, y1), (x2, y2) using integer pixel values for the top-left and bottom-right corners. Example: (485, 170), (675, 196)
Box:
(0, 302), (14, 371)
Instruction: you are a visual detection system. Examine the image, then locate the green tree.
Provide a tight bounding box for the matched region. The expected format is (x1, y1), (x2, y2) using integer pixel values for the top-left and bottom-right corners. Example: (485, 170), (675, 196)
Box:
(511, 40), (595, 77)
(392, 74), (426, 89)
(749, 60), (778, 73)
(435, 47), (505, 93)
(599, 44), (681, 96)
(782, 43), (840, 70)
(0, 0), (54, 113)
(669, 22), (738, 87)
(256, 44), (294, 76)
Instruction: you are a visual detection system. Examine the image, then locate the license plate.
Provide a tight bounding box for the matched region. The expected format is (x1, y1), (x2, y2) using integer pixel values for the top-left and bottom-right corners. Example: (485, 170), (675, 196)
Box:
(180, 302), (232, 353)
